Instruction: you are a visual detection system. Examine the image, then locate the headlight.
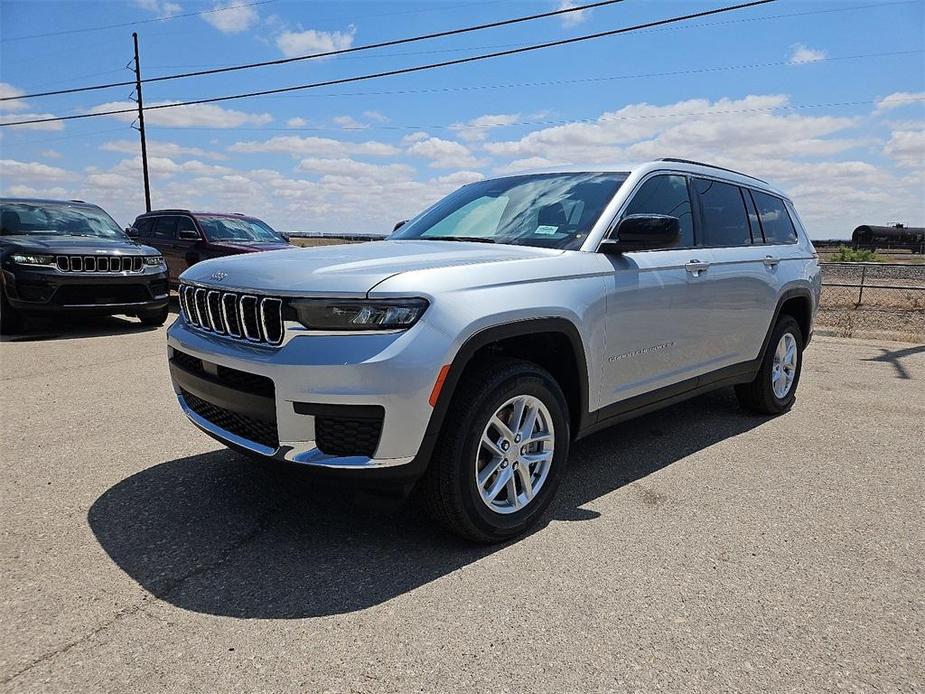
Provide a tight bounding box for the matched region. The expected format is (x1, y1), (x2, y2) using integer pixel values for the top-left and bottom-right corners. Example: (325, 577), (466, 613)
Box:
(10, 254), (55, 266)
(144, 255), (165, 266)
(290, 298), (429, 331)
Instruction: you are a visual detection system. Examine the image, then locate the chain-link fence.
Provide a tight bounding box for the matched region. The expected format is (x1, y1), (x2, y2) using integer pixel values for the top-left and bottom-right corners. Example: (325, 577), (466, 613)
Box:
(818, 263), (925, 341)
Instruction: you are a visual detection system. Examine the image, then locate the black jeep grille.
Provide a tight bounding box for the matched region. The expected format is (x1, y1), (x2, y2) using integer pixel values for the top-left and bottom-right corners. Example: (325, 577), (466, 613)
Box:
(181, 388), (278, 449)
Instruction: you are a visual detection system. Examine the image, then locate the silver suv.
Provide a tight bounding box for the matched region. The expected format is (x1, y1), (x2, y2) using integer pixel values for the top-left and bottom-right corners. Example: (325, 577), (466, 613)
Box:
(167, 158), (821, 542)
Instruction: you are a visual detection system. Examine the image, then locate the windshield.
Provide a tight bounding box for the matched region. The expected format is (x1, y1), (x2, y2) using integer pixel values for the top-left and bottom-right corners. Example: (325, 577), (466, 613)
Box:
(0, 202), (126, 239)
(390, 173), (628, 250)
(197, 216), (285, 243)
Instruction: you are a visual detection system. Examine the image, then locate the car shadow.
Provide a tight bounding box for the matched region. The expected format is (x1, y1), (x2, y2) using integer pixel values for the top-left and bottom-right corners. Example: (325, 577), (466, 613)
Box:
(1, 298), (179, 343)
(88, 388), (768, 619)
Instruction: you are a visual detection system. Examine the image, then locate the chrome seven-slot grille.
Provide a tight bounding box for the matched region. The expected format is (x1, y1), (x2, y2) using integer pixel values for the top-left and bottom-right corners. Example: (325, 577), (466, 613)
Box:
(179, 283), (284, 346)
(57, 255), (143, 273)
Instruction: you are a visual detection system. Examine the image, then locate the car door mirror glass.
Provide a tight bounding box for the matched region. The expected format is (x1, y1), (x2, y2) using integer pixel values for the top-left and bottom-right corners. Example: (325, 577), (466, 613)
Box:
(601, 214), (680, 253)
(125, 226), (138, 237)
(178, 229), (200, 241)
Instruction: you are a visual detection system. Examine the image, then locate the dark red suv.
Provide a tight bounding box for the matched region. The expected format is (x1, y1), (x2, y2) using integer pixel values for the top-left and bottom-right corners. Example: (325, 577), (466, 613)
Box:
(129, 209), (292, 285)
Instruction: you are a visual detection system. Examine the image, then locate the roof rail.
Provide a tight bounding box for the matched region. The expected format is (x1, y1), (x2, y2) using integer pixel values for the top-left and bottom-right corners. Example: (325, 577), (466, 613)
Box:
(658, 158), (768, 184)
(144, 208), (192, 214)
(69, 199), (86, 203)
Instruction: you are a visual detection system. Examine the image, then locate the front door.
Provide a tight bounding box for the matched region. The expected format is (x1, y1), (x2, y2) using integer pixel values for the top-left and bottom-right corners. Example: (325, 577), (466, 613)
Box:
(600, 173), (712, 407)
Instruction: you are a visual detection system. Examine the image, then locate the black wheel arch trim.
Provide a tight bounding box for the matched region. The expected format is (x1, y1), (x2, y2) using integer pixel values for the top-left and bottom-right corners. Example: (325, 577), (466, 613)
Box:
(413, 317), (592, 473)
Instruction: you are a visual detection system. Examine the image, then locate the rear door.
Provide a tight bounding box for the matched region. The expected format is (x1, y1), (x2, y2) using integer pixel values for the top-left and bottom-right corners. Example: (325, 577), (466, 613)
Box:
(152, 216), (181, 282)
(692, 178), (779, 368)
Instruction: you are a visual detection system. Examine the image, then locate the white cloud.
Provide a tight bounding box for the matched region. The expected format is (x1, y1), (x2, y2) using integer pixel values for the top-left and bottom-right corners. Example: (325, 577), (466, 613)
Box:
(296, 157), (414, 182)
(88, 100), (272, 127)
(484, 95), (859, 164)
(0, 82), (28, 112)
(287, 117), (308, 127)
(433, 171), (485, 186)
(333, 115), (368, 130)
(276, 27), (355, 58)
(101, 139), (226, 160)
(39, 149), (62, 159)
(362, 111), (389, 123)
(0, 112), (64, 130)
(874, 91), (925, 113)
(134, 0), (182, 16)
(557, 0), (589, 27)
(788, 44), (826, 65)
(406, 136), (483, 169)
(230, 135), (399, 157)
(201, 0), (259, 34)
(450, 113), (520, 141)
(0, 159), (70, 182)
(494, 157), (556, 174)
(883, 128), (925, 169)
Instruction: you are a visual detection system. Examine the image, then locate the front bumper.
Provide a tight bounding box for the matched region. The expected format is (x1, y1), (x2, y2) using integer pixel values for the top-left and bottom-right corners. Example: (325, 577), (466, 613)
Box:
(166, 316), (451, 481)
(2, 265), (169, 315)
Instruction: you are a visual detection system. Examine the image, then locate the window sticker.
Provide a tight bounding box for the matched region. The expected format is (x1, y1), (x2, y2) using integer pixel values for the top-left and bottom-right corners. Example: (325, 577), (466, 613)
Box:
(535, 225), (559, 235)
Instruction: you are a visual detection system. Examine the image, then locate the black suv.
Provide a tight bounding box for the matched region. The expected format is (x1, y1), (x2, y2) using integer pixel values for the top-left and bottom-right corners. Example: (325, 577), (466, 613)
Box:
(0, 198), (169, 334)
(129, 209), (291, 285)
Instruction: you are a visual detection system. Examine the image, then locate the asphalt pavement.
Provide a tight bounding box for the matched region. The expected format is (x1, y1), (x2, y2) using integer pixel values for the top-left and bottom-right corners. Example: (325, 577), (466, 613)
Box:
(1, 311), (923, 693)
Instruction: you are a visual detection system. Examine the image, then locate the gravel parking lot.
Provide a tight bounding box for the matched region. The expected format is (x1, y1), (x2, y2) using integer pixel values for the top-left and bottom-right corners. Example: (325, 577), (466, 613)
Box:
(1, 310), (923, 693)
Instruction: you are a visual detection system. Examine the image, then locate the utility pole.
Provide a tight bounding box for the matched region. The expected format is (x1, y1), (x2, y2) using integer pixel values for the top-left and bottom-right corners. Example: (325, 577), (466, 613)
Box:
(132, 32), (151, 213)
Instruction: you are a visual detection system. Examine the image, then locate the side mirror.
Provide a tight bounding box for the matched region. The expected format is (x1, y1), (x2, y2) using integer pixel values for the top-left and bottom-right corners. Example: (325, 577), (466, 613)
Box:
(279, 232), (291, 242)
(178, 229), (201, 241)
(393, 220), (409, 232)
(125, 226), (139, 237)
(599, 214), (680, 254)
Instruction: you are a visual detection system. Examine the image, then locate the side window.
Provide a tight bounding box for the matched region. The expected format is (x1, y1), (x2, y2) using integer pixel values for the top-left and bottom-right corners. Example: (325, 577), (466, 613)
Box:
(177, 216), (198, 238)
(621, 174), (694, 247)
(153, 216), (177, 240)
(134, 218), (154, 237)
(753, 191), (798, 244)
(693, 178), (751, 247)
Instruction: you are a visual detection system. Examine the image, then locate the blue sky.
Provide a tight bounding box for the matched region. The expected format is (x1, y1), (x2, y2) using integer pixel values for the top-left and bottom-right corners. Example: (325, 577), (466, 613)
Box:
(1, 0), (923, 237)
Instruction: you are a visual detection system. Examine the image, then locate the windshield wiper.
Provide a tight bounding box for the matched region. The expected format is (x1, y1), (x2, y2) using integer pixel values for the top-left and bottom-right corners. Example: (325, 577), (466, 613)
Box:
(421, 235), (495, 244)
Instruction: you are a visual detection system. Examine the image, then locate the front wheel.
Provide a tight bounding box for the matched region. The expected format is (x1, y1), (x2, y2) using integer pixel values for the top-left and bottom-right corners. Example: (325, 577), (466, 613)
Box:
(138, 305), (169, 326)
(422, 357), (570, 543)
(735, 315), (804, 414)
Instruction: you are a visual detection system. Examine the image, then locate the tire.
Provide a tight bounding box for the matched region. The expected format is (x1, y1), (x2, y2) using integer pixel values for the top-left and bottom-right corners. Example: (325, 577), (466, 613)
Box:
(138, 305), (169, 326)
(0, 286), (23, 335)
(735, 315), (803, 415)
(422, 357), (570, 543)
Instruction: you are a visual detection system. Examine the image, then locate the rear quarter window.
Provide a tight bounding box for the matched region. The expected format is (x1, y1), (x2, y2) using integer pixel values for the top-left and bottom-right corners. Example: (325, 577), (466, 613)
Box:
(752, 191), (798, 244)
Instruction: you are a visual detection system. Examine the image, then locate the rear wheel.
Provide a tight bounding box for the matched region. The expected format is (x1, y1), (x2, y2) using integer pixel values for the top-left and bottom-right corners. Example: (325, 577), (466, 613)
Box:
(422, 357), (570, 543)
(138, 305), (169, 326)
(735, 315), (803, 414)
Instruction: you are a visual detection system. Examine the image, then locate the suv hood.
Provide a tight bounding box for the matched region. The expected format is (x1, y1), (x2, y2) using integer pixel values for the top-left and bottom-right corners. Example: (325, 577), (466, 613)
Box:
(0, 234), (155, 256)
(181, 239), (562, 295)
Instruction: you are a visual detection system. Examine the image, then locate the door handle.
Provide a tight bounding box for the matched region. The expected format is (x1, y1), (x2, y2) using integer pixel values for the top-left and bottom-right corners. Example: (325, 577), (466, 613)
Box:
(685, 259), (710, 276)
(763, 255), (780, 267)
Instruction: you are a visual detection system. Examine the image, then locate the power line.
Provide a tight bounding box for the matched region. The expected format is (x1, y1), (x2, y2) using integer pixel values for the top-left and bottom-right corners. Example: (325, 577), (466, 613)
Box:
(247, 49), (925, 103)
(0, 0), (276, 42)
(0, 0), (778, 128)
(148, 96), (925, 135)
(1, 0), (628, 101)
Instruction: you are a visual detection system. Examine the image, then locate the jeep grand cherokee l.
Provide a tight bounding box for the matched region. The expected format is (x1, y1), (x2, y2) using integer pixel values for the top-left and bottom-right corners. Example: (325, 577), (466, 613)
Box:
(1, 198), (168, 334)
(130, 209), (291, 286)
(166, 158), (821, 542)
